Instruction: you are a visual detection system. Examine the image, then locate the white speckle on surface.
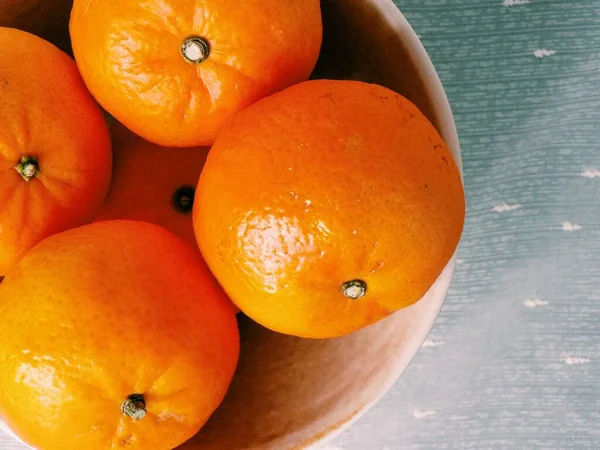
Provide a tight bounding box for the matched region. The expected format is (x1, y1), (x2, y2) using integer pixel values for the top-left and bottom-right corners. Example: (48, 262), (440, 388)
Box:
(580, 168), (600, 178)
(493, 202), (522, 212)
(316, 220), (331, 237)
(305, 200), (312, 207)
(503, 0), (529, 6)
(14, 362), (66, 401)
(422, 339), (445, 348)
(564, 356), (591, 365)
(413, 410), (437, 419)
(561, 222), (582, 231)
(352, 229), (358, 235)
(524, 297), (548, 308)
(533, 49), (557, 58)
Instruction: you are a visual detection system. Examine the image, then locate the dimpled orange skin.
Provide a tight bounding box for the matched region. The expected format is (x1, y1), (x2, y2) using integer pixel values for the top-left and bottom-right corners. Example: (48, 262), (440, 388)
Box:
(0, 220), (240, 450)
(0, 27), (112, 276)
(95, 123), (209, 247)
(194, 79), (466, 339)
(69, 0), (323, 147)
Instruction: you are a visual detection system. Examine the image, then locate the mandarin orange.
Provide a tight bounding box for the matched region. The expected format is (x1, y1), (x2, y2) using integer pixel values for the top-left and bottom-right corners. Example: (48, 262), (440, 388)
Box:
(0, 220), (240, 450)
(69, 0), (323, 147)
(95, 123), (209, 247)
(194, 79), (465, 338)
(0, 27), (112, 275)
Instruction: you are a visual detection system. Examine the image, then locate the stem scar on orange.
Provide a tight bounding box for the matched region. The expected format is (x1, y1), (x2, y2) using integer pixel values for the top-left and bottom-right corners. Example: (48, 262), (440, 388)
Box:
(193, 79), (466, 339)
(0, 220), (240, 450)
(0, 27), (112, 276)
(95, 123), (209, 248)
(69, 0), (323, 147)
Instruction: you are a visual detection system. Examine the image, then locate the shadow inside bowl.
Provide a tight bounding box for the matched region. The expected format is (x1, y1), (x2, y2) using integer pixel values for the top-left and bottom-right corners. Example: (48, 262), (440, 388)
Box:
(178, 1), (460, 449)
(311, 0), (441, 132)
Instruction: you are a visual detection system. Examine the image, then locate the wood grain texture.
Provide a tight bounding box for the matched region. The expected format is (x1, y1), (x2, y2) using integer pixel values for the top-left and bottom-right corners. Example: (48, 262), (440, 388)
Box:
(334, 0), (600, 448)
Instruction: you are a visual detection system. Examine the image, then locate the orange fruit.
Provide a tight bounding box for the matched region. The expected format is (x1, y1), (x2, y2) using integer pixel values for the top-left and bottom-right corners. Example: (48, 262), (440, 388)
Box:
(194, 79), (465, 339)
(0, 220), (240, 450)
(94, 124), (240, 315)
(95, 123), (209, 247)
(69, 0), (323, 147)
(0, 27), (112, 276)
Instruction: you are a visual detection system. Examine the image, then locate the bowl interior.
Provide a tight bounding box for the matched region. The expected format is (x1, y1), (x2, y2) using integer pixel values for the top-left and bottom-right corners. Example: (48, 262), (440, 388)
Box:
(179, 0), (461, 449)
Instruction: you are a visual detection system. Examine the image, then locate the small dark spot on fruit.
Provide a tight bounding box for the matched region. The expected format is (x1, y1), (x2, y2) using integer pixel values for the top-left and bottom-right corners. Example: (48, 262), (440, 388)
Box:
(1, 79), (7, 89)
(441, 156), (449, 165)
(320, 92), (337, 104)
(424, 184), (429, 192)
(172, 185), (195, 214)
(371, 91), (388, 103)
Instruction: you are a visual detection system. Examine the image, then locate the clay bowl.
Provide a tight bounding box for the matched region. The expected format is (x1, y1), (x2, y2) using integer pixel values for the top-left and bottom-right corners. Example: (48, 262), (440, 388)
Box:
(180, 0), (463, 448)
(0, 0), (462, 448)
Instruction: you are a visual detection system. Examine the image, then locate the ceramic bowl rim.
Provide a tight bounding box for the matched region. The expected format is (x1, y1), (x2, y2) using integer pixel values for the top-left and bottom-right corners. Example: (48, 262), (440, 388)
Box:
(302, 1), (462, 448)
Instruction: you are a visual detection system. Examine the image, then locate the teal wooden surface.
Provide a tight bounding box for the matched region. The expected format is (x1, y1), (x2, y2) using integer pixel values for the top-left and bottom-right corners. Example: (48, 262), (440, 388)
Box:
(332, 0), (600, 448)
